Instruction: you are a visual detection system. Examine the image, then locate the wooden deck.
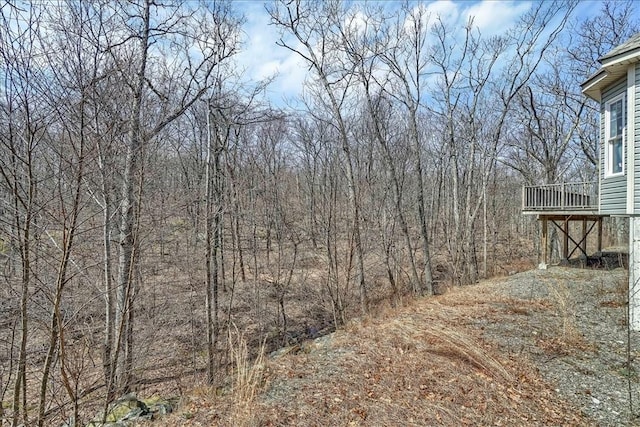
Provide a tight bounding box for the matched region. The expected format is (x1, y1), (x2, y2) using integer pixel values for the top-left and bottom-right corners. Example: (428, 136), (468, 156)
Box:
(522, 181), (607, 268)
(522, 181), (598, 215)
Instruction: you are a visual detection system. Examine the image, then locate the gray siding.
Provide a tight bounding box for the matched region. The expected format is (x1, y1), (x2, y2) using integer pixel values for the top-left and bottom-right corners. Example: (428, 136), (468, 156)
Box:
(600, 76), (627, 215)
(634, 63), (640, 213)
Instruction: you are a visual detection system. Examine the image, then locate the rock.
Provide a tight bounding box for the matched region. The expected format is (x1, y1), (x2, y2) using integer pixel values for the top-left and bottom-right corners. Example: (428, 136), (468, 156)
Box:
(106, 395), (149, 423)
(60, 416), (75, 427)
(149, 402), (173, 415)
(84, 394), (176, 426)
(120, 407), (148, 421)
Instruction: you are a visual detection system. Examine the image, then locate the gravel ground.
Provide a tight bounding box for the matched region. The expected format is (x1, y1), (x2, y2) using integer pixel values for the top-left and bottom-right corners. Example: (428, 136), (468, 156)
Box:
(476, 266), (639, 426)
(255, 266), (629, 426)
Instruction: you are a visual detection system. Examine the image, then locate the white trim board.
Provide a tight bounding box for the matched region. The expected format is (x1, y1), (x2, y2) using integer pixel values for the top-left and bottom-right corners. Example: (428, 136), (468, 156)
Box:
(628, 65), (636, 214)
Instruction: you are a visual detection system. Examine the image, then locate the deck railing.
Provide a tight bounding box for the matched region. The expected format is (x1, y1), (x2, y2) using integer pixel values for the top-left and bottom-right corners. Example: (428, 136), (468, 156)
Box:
(522, 181), (598, 212)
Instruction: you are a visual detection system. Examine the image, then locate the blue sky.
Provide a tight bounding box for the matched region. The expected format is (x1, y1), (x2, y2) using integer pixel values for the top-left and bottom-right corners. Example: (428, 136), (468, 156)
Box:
(233, 1), (306, 106)
(232, 0), (629, 107)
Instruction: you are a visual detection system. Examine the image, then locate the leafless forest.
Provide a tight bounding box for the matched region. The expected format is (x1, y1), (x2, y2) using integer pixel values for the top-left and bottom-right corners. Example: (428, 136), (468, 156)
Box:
(0, 0), (637, 425)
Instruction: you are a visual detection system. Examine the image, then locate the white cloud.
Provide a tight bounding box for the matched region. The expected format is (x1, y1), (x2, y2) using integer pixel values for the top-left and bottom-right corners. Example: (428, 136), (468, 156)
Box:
(463, 1), (532, 36)
(345, 10), (369, 36)
(233, 2), (307, 107)
(273, 54), (308, 90)
(415, 1), (530, 37)
(233, 1), (534, 107)
(424, 0), (460, 26)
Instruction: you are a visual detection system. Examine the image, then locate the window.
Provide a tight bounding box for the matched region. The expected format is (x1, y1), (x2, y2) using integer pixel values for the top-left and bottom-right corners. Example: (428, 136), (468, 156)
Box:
(605, 95), (624, 176)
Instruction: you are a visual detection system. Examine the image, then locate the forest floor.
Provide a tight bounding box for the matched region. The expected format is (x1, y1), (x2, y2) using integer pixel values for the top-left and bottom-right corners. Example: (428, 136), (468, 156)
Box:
(146, 265), (640, 427)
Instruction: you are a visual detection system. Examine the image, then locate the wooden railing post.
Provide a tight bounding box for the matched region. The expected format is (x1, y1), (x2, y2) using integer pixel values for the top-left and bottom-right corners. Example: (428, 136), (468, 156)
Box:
(522, 181), (597, 211)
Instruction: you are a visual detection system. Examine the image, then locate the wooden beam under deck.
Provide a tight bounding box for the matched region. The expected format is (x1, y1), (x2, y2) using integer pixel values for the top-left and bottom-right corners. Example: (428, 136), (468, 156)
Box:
(537, 214), (606, 267)
(535, 214), (605, 221)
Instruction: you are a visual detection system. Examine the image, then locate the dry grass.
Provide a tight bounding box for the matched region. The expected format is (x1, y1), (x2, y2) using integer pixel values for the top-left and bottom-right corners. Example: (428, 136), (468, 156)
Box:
(539, 278), (596, 354)
(599, 274), (630, 308)
(151, 276), (589, 426)
(228, 326), (267, 427)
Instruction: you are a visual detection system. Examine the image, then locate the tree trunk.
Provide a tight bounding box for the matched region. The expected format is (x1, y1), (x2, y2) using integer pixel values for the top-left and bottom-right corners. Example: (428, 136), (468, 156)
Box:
(115, 0), (150, 391)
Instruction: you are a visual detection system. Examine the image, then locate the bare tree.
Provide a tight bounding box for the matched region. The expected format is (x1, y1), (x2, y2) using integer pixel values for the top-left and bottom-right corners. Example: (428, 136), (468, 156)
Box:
(334, 7), (424, 295)
(290, 117), (349, 326)
(0, 4), (48, 424)
(269, 0), (369, 313)
(31, 2), (102, 424)
(100, 0), (241, 392)
(379, 4), (435, 292)
(430, 1), (575, 284)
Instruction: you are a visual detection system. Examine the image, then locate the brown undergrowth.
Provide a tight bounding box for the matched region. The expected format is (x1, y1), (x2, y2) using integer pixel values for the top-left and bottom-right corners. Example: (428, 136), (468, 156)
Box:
(151, 274), (591, 427)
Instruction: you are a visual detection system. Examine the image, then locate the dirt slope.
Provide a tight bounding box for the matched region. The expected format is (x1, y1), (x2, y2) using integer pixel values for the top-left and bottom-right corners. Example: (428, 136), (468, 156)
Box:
(152, 267), (636, 426)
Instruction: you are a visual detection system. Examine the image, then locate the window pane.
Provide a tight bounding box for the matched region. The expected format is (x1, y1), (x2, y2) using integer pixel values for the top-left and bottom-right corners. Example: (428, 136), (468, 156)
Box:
(606, 97), (624, 175)
(612, 138), (623, 173)
(610, 99), (623, 137)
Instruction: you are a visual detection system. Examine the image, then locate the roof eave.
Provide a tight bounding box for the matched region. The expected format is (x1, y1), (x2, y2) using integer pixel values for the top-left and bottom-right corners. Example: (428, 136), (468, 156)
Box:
(601, 48), (640, 68)
(581, 70), (608, 102)
(580, 33), (640, 102)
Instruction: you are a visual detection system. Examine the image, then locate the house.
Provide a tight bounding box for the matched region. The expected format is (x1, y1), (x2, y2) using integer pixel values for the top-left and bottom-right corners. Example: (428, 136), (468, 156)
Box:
(523, 32), (640, 329)
(582, 32), (640, 331)
(582, 32), (640, 216)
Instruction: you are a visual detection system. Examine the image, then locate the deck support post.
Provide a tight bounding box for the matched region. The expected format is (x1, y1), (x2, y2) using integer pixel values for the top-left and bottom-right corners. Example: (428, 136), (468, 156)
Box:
(597, 217), (603, 253)
(540, 217), (548, 269)
(629, 217), (640, 330)
(562, 218), (569, 262)
(581, 218), (588, 258)
(540, 214), (605, 266)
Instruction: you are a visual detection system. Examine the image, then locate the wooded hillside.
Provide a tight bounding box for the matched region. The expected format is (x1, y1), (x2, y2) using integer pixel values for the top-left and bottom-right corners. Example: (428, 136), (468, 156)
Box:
(0, 1), (638, 425)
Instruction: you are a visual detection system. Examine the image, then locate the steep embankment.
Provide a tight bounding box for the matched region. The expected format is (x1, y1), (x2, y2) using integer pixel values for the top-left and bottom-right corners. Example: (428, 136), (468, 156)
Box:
(153, 267), (633, 426)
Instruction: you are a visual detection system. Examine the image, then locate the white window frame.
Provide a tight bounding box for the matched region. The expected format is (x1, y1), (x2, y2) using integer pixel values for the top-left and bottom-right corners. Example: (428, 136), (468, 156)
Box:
(605, 93), (625, 177)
